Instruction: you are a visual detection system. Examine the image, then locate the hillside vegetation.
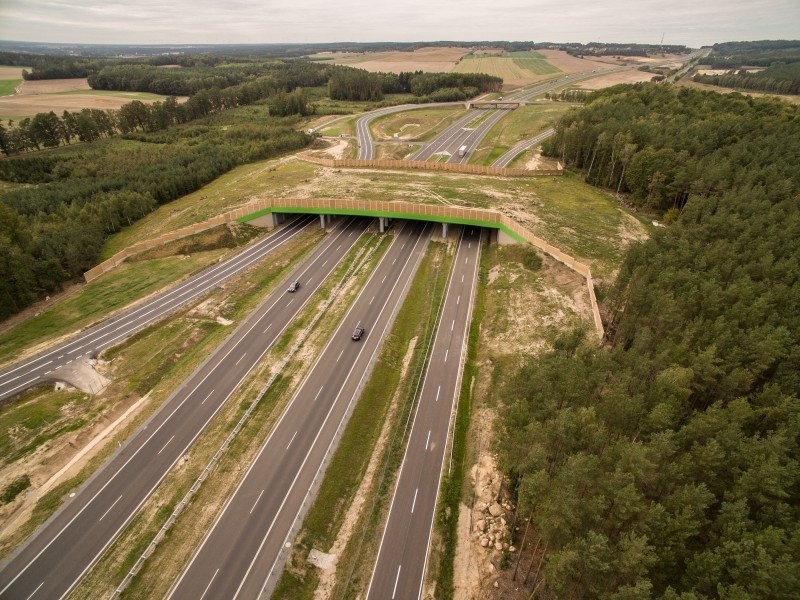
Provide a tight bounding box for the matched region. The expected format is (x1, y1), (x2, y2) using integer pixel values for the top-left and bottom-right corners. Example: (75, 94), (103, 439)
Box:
(498, 84), (800, 598)
(693, 40), (800, 95)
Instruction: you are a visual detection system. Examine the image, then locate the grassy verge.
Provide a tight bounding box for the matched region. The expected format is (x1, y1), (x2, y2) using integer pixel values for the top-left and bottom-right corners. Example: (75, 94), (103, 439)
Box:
(0, 223), (262, 366)
(469, 102), (575, 166)
(0, 227), (325, 562)
(370, 108), (467, 142)
(90, 226), (391, 599)
(0, 79), (21, 96)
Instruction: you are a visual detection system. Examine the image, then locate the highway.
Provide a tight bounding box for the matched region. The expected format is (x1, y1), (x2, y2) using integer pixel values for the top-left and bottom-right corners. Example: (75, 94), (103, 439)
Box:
(0, 217), (368, 600)
(366, 226), (482, 600)
(355, 102), (464, 160)
(0, 215), (317, 403)
(168, 220), (432, 600)
(361, 68), (631, 165)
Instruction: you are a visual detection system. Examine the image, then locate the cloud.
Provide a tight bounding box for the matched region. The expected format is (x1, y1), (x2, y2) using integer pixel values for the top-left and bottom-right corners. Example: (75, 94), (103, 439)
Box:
(1, 0), (798, 46)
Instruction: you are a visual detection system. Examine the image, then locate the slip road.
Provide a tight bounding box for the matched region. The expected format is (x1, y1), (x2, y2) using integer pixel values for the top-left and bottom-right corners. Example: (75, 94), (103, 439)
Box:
(0, 218), (368, 600)
(0, 216), (316, 402)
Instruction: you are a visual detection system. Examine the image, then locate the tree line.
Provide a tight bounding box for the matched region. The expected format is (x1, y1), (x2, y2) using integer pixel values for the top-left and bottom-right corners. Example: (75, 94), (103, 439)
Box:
(703, 40), (800, 69)
(87, 60), (329, 96)
(543, 84), (800, 215)
(496, 83), (800, 598)
(693, 62), (800, 95)
(0, 62), (328, 156)
(0, 109), (310, 319)
(327, 66), (502, 102)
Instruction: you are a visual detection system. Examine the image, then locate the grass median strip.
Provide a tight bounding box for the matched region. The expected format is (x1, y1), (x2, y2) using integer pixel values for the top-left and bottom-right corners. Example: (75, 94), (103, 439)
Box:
(272, 237), (454, 600)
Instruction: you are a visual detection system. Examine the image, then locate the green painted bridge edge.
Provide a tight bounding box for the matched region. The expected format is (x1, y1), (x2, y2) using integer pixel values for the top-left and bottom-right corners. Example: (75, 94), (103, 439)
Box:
(236, 206), (527, 244)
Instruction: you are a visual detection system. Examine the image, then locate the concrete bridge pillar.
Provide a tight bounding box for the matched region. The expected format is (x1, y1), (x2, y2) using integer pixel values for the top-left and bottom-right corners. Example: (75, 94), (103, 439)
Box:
(497, 229), (519, 245)
(442, 222), (449, 238)
(379, 217), (386, 233)
(320, 214), (327, 228)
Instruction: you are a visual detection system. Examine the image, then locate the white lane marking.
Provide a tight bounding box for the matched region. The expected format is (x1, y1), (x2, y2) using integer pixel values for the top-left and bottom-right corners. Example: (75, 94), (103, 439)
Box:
(0, 218), (313, 387)
(451, 319), (454, 331)
(235, 353), (246, 366)
(465, 256), (468, 264)
(444, 349), (449, 362)
(250, 489), (265, 515)
(313, 386), (324, 402)
(158, 435), (175, 455)
(337, 349), (344, 362)
(24, 581), (43, 600)
(425, 430), (431, 450)
(411, 488), (418, 513)
(3, 377), (39, 396)
(392, 565), (402, 599)
(402, 243), (406, 249)
(323, 260), (328, 267)
(98, 495), (122, 522)
(382, 275), (387, 283)
(287, 431), (298, 450)
(0, 220), (324, 599)
(263, 323), (272, 334)
(457, 295), (460, 305)
(57, 355), (63, 359)
(199, 569), (219, 600)
(461, 274), (464, 283)
(201, 390), (214, 405)
(66, 359), (73, 364)
(436, 385), (441, 402)
(469, 242), (471, 248)
(370, 295), (375, 305)
(337, 244), (342, 250)
(44, 370), (52, 375)
(287, 299), (294, 307)
(392, 258), (396, 265)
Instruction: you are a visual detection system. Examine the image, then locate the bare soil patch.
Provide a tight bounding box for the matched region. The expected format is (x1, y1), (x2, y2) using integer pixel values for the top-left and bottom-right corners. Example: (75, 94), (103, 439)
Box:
(0, 78), (181, 118)
(575, 69), (657, 89)
(537, 50), (614, 73)
(322, 46), (467, 74)
(16, 78), (91, 94)
(0, 67), (26, 79)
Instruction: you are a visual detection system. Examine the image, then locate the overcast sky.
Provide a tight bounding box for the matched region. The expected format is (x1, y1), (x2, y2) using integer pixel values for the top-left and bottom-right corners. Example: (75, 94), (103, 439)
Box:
(1, 0), (798, 48)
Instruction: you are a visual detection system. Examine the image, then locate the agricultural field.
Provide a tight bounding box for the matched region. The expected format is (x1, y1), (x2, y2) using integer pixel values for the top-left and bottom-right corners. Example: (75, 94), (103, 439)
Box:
(0, 66), (26, 98)
(453, 52), (562, 88)
(310, 46), (468, 74)
(0, 77), (180, 119)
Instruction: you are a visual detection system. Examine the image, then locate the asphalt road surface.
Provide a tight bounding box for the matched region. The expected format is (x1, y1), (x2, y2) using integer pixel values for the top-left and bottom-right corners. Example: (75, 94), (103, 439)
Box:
(492, 128), (555, 168)
(168, 221), (432, 600)
(0, 218), (368, 600)
(355, 103), (463, 160)
(408, 69), (631, 164)
(367, 226), (482, 600)
(0, 216), (317, 403)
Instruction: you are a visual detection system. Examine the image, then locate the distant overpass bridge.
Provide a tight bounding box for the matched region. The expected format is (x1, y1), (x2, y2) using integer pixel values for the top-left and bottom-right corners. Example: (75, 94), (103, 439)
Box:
(465, 100), (524, 109)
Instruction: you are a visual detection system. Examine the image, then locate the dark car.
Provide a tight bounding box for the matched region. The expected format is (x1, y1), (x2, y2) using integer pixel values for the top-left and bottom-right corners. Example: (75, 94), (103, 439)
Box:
(287, 280), (300, 293)
(351, 325), (365, 341)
